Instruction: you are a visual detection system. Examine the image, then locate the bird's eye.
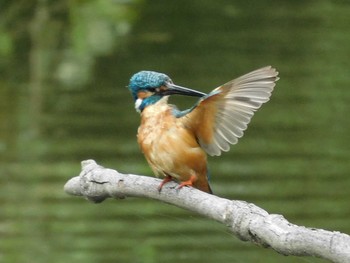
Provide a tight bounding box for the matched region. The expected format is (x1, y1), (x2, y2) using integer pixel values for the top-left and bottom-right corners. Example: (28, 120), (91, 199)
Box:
(149, 87), (161, 93)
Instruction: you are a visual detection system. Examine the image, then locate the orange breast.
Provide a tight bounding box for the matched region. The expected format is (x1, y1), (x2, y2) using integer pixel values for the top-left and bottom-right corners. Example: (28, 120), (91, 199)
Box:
(137, 98), (209, 190)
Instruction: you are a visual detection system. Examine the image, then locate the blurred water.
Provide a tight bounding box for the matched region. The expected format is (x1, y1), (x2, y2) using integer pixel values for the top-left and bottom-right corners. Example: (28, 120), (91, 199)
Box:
(1, 1), (350, 262)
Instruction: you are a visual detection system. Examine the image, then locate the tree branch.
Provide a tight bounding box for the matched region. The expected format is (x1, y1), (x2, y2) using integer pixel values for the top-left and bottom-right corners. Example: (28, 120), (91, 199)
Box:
(64, 159), (350, 262)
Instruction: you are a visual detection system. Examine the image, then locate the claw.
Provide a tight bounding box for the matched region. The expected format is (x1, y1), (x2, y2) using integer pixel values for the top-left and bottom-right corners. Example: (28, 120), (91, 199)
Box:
(158, 175), (173, 192)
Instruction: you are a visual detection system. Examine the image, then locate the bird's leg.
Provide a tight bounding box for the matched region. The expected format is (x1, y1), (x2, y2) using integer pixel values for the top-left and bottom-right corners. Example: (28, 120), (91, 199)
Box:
(158, 175), (173, 192)
(177, 175), (197, 190)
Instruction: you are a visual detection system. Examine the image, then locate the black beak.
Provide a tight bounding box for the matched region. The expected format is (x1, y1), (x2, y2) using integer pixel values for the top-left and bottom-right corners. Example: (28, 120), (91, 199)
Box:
(162, 83), (206, 97)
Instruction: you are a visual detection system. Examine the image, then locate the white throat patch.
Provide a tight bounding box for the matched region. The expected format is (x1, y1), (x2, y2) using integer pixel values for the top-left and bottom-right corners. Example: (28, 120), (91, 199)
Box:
(135, 98), (142, 113)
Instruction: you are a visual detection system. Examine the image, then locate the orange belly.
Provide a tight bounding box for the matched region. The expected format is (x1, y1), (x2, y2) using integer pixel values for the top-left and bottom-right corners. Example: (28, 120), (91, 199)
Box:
(137, 99), (210, 192)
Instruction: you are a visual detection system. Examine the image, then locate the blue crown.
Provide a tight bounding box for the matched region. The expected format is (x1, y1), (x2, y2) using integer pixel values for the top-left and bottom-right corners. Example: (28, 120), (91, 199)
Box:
(128, 71), (171, 100)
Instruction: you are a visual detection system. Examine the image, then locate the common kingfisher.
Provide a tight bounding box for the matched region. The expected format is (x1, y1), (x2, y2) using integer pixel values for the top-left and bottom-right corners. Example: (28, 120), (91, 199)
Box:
(128, 66), (279, 193)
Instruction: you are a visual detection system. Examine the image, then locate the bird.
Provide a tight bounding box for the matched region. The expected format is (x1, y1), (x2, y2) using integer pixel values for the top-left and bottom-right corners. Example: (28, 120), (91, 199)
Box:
(128, 66), (279, 194)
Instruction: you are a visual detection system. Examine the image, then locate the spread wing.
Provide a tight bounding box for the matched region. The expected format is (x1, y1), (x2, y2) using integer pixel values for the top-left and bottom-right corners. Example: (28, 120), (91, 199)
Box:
(180, 66), (279, 156)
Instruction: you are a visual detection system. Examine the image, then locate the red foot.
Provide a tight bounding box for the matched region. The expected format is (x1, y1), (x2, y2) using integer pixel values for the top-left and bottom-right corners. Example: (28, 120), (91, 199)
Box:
(158, 175), (173, 192)
(177, 175), (196, 190)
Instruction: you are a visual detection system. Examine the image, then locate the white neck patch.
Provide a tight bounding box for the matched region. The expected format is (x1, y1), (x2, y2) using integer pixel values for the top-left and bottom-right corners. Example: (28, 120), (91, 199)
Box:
(135, 98), (142, 113)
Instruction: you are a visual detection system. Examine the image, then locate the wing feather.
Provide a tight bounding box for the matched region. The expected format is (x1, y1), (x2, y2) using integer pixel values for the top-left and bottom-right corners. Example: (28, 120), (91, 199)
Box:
(181, 66), (279, 156)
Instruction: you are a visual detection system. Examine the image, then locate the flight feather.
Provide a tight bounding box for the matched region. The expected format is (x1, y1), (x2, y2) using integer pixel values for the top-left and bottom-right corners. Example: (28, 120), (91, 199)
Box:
(181, 66), (279, 156)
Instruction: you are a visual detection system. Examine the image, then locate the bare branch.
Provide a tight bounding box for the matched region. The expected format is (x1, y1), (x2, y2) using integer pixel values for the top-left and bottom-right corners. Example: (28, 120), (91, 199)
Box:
(64, 159), (350, 263)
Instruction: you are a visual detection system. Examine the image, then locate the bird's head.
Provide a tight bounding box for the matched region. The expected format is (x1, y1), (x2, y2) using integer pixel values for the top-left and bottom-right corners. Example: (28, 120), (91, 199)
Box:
(128, 71), (206, 113)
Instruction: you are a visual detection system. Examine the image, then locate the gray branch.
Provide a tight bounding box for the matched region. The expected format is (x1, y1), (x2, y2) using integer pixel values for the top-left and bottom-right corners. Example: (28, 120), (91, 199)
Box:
(64, 159), (350, 262)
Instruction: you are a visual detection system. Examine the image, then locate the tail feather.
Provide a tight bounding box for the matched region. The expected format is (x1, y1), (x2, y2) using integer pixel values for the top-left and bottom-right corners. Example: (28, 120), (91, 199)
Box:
(207, 183), (213, 194)
(194, 178), (213, 194)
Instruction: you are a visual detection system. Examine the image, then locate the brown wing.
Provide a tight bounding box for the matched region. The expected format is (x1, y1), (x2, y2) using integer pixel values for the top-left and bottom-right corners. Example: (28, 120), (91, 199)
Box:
(181, 66), (279, 156)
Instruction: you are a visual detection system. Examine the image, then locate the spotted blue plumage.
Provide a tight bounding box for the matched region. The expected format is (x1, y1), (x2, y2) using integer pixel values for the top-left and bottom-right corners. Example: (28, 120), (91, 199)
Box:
(128, 70), (206, 113)
(129, 71), (171, 101)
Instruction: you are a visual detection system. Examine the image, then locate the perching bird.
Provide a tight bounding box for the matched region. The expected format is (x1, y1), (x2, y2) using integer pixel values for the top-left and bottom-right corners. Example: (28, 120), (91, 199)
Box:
(128, 66), (279, 193)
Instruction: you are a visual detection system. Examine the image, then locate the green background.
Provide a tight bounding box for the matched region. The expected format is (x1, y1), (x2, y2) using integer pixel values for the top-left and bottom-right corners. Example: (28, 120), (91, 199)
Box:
(1, 0), (350, 262)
